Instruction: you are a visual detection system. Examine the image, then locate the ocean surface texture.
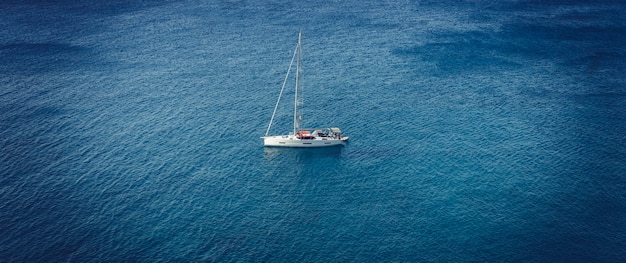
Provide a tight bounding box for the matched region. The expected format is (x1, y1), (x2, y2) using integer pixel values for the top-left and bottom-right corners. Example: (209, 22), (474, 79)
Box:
(2, 0), (625, 262)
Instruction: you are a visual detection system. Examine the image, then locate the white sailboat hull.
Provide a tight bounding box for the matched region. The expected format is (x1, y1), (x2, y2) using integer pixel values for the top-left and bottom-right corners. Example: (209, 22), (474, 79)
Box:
(262, 135), (348, 148)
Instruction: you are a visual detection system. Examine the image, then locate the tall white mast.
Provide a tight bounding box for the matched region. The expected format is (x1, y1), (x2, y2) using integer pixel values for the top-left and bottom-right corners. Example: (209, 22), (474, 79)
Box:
(293, 32), (302, 135)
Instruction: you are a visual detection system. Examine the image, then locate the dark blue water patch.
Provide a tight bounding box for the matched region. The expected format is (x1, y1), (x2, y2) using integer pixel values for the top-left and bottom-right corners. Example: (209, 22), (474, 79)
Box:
(463, 0), (626, 64)
(498, 0), (626, 12)
(0, 106), (107, 259)
(523, 161), (626, 262)
(1, 104), (64, 123)
(566, 50), (626, 76)
(502, 22), (626, 44)
(392, 31), (524, 74)
(533, 90), (626, 262)
(0, 42), (94, 73)
(0, 0), (173, 16)
(570, 91), (626, 148)
(0, 172), (98, 262)
(553, 7), (626, 26)
(0, 42), (84, 53)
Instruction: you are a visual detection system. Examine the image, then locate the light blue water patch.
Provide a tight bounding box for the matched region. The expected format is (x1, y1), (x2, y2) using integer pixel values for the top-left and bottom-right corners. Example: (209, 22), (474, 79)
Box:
(1, 0), (625, 262)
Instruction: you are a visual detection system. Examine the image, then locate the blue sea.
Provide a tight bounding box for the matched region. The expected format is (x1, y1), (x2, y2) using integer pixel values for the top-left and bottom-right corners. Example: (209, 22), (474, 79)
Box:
(2, 0), (625, 262)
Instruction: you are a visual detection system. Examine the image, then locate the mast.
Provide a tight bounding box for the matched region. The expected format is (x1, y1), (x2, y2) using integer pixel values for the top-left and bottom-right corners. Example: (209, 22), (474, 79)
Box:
(293, 32), (302, 135)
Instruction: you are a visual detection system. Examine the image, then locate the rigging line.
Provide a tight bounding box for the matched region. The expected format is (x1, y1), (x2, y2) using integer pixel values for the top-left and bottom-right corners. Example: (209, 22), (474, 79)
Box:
(265, 42), (299, 136)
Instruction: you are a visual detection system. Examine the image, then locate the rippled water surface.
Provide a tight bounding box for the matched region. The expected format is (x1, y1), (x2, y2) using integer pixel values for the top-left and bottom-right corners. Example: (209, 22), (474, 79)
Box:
(1, 1), (625, 261)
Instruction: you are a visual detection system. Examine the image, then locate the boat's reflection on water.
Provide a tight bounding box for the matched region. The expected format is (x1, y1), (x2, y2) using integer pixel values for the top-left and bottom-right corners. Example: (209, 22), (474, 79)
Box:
(263, 146), (344, 162)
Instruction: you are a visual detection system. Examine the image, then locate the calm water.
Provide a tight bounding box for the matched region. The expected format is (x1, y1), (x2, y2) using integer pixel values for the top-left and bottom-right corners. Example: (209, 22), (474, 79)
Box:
(1, 0), (625, 262)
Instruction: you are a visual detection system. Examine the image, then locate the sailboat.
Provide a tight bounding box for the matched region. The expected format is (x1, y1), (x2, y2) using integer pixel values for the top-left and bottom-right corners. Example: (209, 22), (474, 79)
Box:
(261, 32), (349, 147)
